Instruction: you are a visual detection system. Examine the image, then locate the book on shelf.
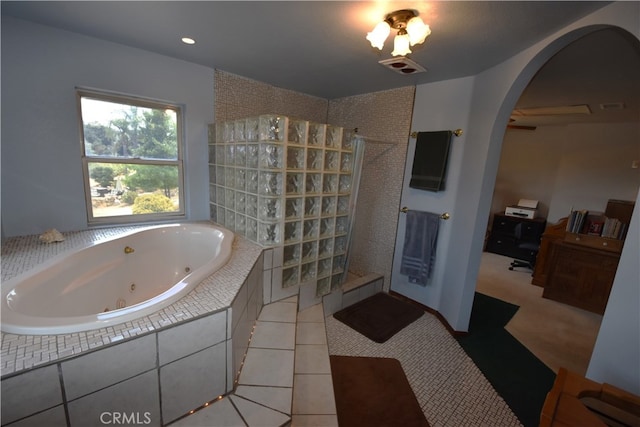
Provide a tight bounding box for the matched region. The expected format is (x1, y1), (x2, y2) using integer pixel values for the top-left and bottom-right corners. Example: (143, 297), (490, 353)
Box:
(566, 209), (628, 240)
(602, 217), (628, 240)
(566, 209), (589, 234)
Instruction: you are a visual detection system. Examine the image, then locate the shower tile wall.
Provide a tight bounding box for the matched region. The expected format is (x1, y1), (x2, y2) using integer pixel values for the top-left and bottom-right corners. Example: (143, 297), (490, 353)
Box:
(214, 70), (416, 291)
(214, 70), (327, 124)
(328, 87), (416, 289)
(209, 116), (355, 299)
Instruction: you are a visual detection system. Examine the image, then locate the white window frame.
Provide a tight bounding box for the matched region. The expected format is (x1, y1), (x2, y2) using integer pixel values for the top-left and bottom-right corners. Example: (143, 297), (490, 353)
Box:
(77, 89), (186, 225)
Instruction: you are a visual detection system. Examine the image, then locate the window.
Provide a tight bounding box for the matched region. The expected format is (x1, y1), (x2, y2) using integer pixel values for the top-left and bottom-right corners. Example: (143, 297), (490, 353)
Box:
(78, 90), (185, 224)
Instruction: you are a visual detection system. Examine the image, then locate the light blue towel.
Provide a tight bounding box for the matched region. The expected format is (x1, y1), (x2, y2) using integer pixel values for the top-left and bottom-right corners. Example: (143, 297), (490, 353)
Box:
(400, 211), (440, 286)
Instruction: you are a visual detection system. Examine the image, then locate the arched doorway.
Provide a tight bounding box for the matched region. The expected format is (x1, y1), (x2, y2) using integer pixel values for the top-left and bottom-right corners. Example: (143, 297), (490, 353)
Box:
(477, 26), (640, 375)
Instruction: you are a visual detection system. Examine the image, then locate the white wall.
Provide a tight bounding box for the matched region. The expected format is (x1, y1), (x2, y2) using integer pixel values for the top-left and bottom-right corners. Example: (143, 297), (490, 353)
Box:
(1, 17), (214, 236)
(493, 122), (640, 222)
(492, 126), (566, 220)
(547, 122), (640, 221)
(412, 2), (639, 392)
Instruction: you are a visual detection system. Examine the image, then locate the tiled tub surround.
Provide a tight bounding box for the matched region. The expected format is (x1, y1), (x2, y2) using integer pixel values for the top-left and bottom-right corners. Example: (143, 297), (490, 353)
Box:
(1, 223), (264, 426)
(2, 223), (234, 335)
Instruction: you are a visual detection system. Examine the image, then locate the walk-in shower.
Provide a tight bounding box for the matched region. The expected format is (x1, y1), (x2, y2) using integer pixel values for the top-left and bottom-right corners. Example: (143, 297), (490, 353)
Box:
(208, 115), (363, 300)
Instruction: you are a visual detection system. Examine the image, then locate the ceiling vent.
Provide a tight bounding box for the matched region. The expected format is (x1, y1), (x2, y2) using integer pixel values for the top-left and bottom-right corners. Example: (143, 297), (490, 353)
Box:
(599, 102), (625, 110)
(378, 57), (426, 75)
(511, 104), (592, 117)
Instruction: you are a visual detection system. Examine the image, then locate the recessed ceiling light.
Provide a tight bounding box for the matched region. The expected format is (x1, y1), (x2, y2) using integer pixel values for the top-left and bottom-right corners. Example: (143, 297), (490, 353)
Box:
(181, 37), (196, 45)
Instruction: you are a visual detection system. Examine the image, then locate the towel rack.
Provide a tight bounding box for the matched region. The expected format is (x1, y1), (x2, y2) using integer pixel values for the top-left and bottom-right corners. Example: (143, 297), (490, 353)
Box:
(410, 129), (463, 138)
(352, 128), (395, 145)
(400, 207), (450, 220)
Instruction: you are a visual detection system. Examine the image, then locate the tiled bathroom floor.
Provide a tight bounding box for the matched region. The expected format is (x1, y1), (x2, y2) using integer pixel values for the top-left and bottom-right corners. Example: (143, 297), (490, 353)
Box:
(170, 286), (526, 427)
(169, 296), (337, 427)
(326, 311), (522, 427)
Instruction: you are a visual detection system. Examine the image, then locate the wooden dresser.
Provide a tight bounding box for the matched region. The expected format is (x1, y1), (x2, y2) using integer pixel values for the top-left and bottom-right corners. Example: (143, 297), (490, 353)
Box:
(532, 200), (633, 315)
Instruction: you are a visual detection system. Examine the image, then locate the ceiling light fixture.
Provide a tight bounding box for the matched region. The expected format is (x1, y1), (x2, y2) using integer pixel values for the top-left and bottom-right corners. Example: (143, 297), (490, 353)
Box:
(181, 37), (196, 45)
(366, 9), (431, 57)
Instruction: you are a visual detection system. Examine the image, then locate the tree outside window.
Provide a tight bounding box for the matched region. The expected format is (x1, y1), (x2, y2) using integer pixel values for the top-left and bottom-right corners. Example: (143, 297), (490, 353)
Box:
(78, 90), (185, 223)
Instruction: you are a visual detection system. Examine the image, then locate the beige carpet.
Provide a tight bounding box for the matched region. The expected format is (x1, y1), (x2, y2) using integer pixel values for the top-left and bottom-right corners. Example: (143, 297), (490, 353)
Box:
(476, 252), (603, 376)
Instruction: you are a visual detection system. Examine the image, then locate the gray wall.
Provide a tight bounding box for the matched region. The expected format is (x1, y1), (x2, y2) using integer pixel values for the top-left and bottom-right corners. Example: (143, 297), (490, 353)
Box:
(413, 2), (639, 393)
(2, 2), (638, 395)
(390, 76), (474, 310)
(588, 187), (640, 394)
(1, 16), (214, 237)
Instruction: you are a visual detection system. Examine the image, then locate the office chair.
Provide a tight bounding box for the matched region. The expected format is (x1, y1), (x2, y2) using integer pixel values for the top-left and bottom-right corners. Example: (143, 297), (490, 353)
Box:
(508, 222), (540, 271)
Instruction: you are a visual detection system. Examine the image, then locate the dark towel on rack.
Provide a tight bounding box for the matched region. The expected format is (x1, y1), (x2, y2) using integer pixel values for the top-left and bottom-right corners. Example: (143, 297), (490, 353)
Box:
(400, 210), (440, 286)
(409, 131), (453, 192)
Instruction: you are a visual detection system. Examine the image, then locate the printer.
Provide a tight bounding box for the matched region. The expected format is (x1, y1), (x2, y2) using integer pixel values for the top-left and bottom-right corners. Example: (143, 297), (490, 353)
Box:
(505, 199), (538, 219)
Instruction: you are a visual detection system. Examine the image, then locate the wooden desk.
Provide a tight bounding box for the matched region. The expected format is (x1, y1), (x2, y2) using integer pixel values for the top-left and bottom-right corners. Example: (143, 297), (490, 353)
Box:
(533, 218), (622, 315)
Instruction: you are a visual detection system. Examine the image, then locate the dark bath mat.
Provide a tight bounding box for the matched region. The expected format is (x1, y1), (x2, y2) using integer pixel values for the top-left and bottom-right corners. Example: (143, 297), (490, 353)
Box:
(333, 292), (424, 343)
(330, 355), (430, 427)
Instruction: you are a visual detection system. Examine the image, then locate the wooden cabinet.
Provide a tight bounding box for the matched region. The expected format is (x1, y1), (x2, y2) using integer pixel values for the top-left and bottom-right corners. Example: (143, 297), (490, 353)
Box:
(486, 213), (546, 262)
(542, 241), (620, 314)
(534, 217), (623, 315)
(563, 232), (623, 253)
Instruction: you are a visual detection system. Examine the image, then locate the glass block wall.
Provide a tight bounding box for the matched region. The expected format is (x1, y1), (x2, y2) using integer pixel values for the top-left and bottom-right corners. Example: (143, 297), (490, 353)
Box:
(208, 115), (357, 297)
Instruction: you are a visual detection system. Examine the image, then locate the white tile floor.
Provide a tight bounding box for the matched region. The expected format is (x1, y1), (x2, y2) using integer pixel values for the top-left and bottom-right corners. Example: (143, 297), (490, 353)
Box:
(170, 287), (525, 427)
(169, 295), (337, 427)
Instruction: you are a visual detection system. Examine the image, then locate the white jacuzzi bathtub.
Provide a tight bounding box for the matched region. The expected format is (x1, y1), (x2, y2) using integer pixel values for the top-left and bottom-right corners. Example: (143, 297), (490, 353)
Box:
(1, 223), (234, 335)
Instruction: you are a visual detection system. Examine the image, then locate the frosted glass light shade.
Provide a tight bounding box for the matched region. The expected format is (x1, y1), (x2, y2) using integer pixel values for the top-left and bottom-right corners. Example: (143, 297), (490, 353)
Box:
(391, 33), (411, 56)
(406, 17), (431, 46)
(366, 21), (390, 50)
